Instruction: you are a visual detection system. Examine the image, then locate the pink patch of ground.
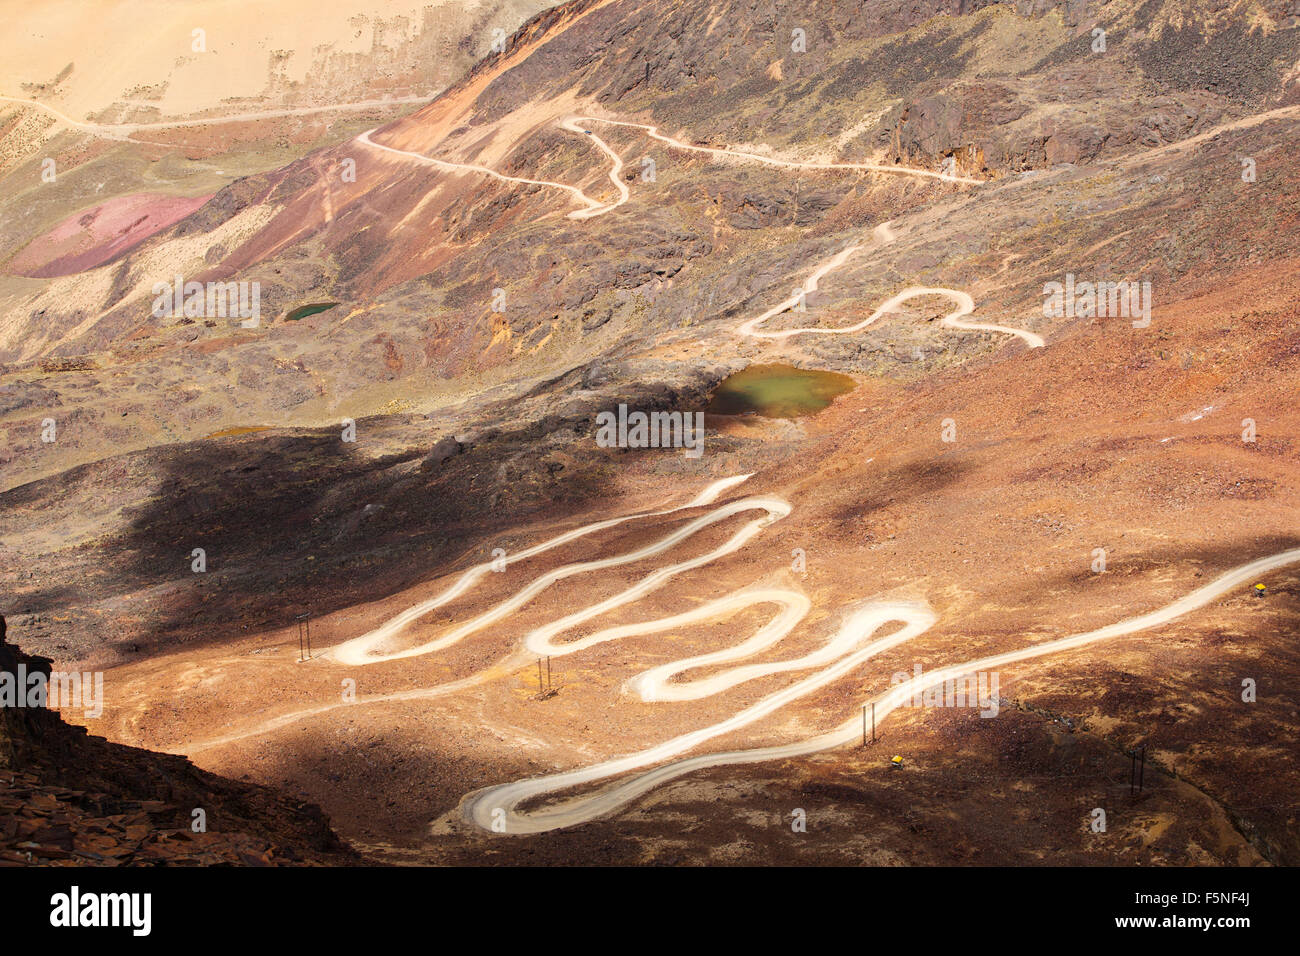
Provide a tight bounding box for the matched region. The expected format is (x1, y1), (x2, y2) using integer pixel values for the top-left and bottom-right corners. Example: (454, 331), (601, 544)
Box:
(7, 192), (212, 278)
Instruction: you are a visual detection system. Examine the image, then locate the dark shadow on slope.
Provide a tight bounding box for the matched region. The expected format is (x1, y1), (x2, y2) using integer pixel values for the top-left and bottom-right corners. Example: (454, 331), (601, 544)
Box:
(0, 416), (619, 663)
(0, 359), (733, 664)
(829, 455), (973, 525)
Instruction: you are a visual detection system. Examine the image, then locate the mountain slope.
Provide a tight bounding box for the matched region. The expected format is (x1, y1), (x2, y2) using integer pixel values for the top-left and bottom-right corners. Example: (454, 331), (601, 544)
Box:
(2, 0), (1299, 865)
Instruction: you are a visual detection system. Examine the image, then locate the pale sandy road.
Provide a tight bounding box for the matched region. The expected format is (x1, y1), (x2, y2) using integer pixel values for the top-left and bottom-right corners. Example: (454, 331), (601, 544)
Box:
(734, 220), (1046, 347)
(540, 587), (814, 701)
(165, 468), (1297, 837)
(345, 125), (1035, 354)
(575, 115), (985, 185)
(357, 112), (977, 221)
(1116, 103), (1300, 167)
(354, 101), (1300, 223)
(463, 546), (1300, 834)
(0, 92), (434, 140)
(356, 127), (613, 218)
(729, 105), (1300, 348)
(464, 597), (937, 834)
(328, 475), (783, 665)
(176, 474), (784, 751)
(557, 117), (629, 218)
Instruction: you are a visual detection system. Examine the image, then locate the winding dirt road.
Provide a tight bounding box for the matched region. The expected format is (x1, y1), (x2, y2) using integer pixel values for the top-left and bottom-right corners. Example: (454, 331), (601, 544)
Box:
(577, 116), (984, 185)
(556, 117), (629, 219)
(465, 594), (936, 834)
(733, 221), (1045, 347)
(462, 537), (1300, 834)
(0, 92), (436, 142)
(158, 468), (1294, 836)
(356, 126), (619, 219)
(357, 113), (1043, 351)
(330, 474), (785, 666)
(22, 69), (1292, 842)
(356, 110), (979, 221)
(179, 474), (783, 751)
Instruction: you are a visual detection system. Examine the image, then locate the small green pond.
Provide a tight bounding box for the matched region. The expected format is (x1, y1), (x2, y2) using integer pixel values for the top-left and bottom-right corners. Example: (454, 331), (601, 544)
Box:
(284, 301), (340, 321)
(706, 364), (857, 419)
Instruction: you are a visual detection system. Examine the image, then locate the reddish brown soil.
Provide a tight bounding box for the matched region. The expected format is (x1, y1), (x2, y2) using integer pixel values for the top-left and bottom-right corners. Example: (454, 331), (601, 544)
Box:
(4, 0), (1298, 868)
(61, 256), (1300, 865)
(7, 192), (212, 278)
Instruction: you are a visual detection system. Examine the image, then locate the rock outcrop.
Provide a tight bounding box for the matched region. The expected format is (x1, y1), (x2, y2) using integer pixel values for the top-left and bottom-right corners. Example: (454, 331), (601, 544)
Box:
(0, 619), (357, 866)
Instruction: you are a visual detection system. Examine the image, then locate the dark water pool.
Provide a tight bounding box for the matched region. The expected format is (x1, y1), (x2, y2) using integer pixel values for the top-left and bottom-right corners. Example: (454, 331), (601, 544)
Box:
(706, 364), (857, 419)
(284, 302), (340, 321)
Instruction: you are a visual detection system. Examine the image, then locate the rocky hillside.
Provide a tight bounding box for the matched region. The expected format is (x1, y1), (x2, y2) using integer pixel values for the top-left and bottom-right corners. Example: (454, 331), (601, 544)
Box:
(0, 0), (1298, 865)
(3, 0), (1298, 661)
(3, 1), (1298, 485)
(1, 620), (357, 865)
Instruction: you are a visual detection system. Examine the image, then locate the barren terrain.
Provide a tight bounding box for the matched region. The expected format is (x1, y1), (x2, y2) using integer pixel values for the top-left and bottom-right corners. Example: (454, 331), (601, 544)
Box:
(2, 0), (1299, 866)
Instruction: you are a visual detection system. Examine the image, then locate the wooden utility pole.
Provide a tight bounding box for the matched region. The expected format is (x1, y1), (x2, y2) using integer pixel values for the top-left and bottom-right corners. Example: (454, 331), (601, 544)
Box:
(862, 703), (877, 746)
(1130, 744), (1147, 795)
(296, 612), (311, 662)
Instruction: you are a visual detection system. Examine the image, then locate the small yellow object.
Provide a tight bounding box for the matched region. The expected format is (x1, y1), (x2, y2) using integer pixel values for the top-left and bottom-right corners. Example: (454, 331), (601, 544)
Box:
(1254, 583), (1267, 593)
(890, 755), (903, 767)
